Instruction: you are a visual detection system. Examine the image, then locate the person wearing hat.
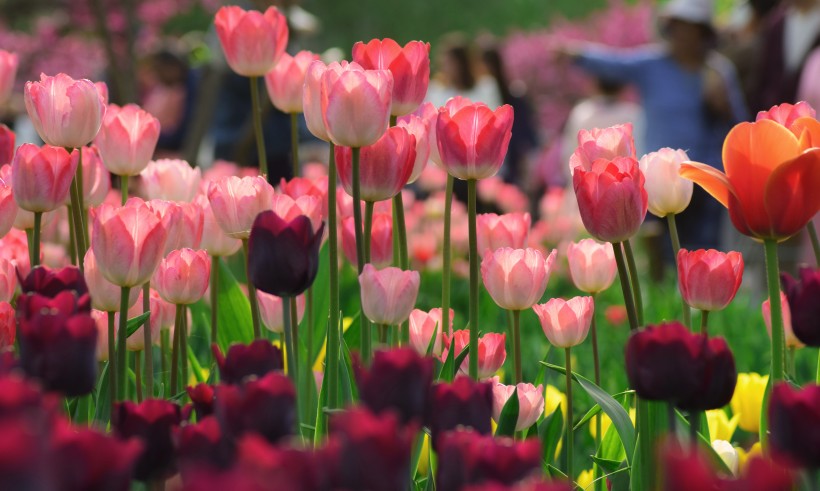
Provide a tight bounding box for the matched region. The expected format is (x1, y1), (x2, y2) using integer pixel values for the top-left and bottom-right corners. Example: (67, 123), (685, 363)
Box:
(558, 0), (748, 258)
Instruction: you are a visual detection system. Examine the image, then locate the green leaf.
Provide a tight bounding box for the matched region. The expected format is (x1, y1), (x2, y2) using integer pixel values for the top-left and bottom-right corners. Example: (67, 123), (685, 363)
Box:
(125, 312), (150, 337)
(425, 322), (439, 357)
(673, 410), (732, 475)
(94, 362), (111, 424)
(409, 432), (425, 482)
(215, 257), (253, 349)
(591, 456), (622, 474)
(546, 464), (568, 480)
(597, 420), (627, 463)
(630, 439), (643, 491)
(542, 362), (635, 465)
(538, 406), (563, 466)
(339, 336), (359, 405)
(438, 339), (456, 382)
(453, 346), (470, 373)
(313, 359), (329, 444)
(495, 387), (519, 437)
(187, 343), (206, 384)
(575, 390), (634, 432)
(306, 245), (330, 362)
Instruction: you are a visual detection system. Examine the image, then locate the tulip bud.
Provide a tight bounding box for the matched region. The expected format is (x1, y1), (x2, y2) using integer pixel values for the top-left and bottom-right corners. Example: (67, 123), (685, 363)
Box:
(533, 296), (594, 349)
(71, 146), (110, 207)
(214, 6), (288, 77)
(335, 126), (416, 202)
(113, 399), (182, 481)
(491, 378), (545, 432)
(481, 247), (556, 311)
(207, 176), (274, 240)
(140, 159), (201, 202)
(408, 308), (453, 356)
(216, 372), (296, 444)
(769, 382), (820, 469)
(213, 339), (284, 385)
(730, 372), (768, 433)
(396, 114), (430, 184)
(677, 248), (744, 312)
(342, 214), (393, 268)
(639, 148), (693, 217)
(436, 101), (513, 180)
(356, 347), (434, 424)
(352, 38), (431, 116)
(11, 144), (76, 213)
(426, 377), (493, 446)
(154, 248), (210, 305)
(24, 73), (105, 148)
(756, 101), (816, 128)
(84, 249), (140, 312)
(358, 264), (420, 327)
(264, 51), (319, 114)
(764, 292), (803, 348)
(569, 123), (636, 172)
(257, 291), (305, 334)
(780, 267), (820, 347)
(443, 330), (506, 379)
(566, 239), (617, 294)
(95, 104), (160, 176)
(476, 212), (531, 257)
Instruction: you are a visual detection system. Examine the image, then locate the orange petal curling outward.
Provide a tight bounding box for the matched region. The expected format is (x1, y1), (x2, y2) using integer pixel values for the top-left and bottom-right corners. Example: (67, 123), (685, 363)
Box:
(789, 117), (820, 150)
(764, 148), (820, 238)
(679, 162), (734, 209)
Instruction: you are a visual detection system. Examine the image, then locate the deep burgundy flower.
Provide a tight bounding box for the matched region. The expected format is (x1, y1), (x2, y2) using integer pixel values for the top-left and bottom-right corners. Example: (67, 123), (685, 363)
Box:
(463, 483), (573, 491)
(0, 373), (60, 420)
(356, 347), (434, 424)
(0, 416), (51, 490)
(180, 468), (268, 491)
(676, 336), (737, 412)
(625, 322), (706, 404)
(186, 383), (215, 420)
(248, 211), (324, 297)
(727, 456), (796, 491)
(768, 382), (820, 469)
(426, 377), (493, 448)
(216, 372), (296, 444)
(325, 407), (415, 491)
(16, 289), (91, 321)
(781, 267), (820, 346)
(19, 265), (88, 298)
(436, 429), (542, 489)
(235, 435), (328, 491)
(175, 416), (235, 472)
(18, 310), (97, 396)
(213, 340), (284, 385)
(113, 399), (182, 481)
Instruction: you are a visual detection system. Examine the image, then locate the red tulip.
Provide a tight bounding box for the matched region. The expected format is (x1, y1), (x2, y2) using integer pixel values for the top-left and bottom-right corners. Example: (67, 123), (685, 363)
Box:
(566, 239), (617, 294)
(264, 50), (319, 114)
(476, 212), (531, 257)
(95, 104), (160, 177)
(573, 156), (647, 242)
(140, 159), (201, 202)
(207, 176), (274, 240)
(0, 50), (18, 105)
(214, 6), (288, 77)
(677, 248), (744, 311)
(352, 38), (431, 116)
(436, 101), (513, 180)
(24, 73), (105, 148)
(321, 61), (393, 147)
(11, 144), (75, 212)
(533, 296), (594, 348)
(336, 126), (416, 202)
(481, 247), (556, 311)
(680, 119), (820, 239)
(153, 248), (210, 305)
(569, 123), (636, 172)
(0, 124), (14, 166)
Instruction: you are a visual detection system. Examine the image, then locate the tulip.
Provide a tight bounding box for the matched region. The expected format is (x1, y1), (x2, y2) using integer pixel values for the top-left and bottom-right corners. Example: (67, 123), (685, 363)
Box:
(302, 60), (330, 142)
(491, 378), (546, 432)
(730, 372), (768, 433)
(569, 123), (636, 172)
(280, 175), (329, 215)
(0, 50), (18, 106)
(358, 264), (420, 328)
(533, 296), (594, 349)
(768, 382), (820, 469)
(122, 288), (173, 351)
(186, 383), (215, 420)
(396, 114), (430, 183)
(198, 195), (242, 257)
(352, 38), (431, 116)
(356, 347), (434, 424)
(153, 248), (210, 305)
(408, 307), (453, 356)
(443, 330), (506, 379)
(24, 73), (105, 148)
(676, 336), (737, 412)
(83, 250), (140, 312)
(780, 267), (820, 346)
(0, 172), (15, 239)
(342, 214), (393, 268)
(11, 144), (75, 213)
(321, 61), (394, 148)
(756, 101), (815, 128)
(426, 377), (493, 446)
(270, 193), (323, 233)
(436, 101), (513, 181)
(71, 146), (110, 207)
(140, 159), (201, 202)
(481, 248), (555, 311)
(639, 148), (693, 217)
(0, 124), (14, 166)
(0, 258), (15, 303)
(764, 292), (803, 349)
(257, 291), (305, 334)
(476, 212), (531, 257)
(207, 176), (274, 240)
(572, 156), (647, 243)
(214, 6), (288, 77)
(335, 126), (416, 202)
(677, 248), (744, 314)
(18, 264), (88, 298)
(95, 103), (160, 178)
(264, 50), (319, 114)
(175, 201), (204, 250)
(216, 372), (296, 443)
(175, 416), (234, 471)
(213, 340), (284, 385)
(566, 239), (617, 294)
(113, 399), (182, 481)
(144, 199), (183, 255)
(0, 301), (14, 348)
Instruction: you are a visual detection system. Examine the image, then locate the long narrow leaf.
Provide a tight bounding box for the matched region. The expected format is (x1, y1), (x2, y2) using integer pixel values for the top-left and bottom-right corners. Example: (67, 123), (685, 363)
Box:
(495, 387), (519, 437)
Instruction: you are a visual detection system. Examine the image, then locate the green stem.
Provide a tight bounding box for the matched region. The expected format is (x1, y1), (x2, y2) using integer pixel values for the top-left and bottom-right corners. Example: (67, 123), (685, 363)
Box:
(378, 324), (388, 344)
(31, 212), (41, 267)
(667, 214), (691, 328)
(69, 172), (87, 270)
(117, 286), (131, 401)
(689, 411), (700, 449)
(808, 221), (820, 267)
(612, 242), (639, 331)
(290, 112), (300, 178)
(623, 240), (644, 326)
(107, 311), (116, 410)
(764, 239), (785, 382)
(326, 143), (340, 409)
(512, 309), (522, 383)
(787, 347), (796, 380)
(591, 293), (602, 491)
(391, 201), (400, 267)
(135, 350), (143, 402)
(181, 305), (188, 390)
(283, 295), (297, 382)
(290, 296), (299, 373)
(467, 179), (479, 379)
(351, 147), (371, 363)
(160, 329), (169, 398)
(816, 349), (820, 385)
(393, 192), (410, 345)
(170, 304), (182, 396)
(66, 206), (77, 266)
(700, 310), (709, 335)
(442, 175), (453, 346)
(210, 256), (219, 347)
(565, 347), (574, 482)
(142, 282), (153, 398)
(304, 287), (314, 422)
(120, 175), (129, 206)
(249, 76), (268, 177)
(364, 201), (374, 263)
(77, 148), (89, 248)
(243, 239), (262, 339)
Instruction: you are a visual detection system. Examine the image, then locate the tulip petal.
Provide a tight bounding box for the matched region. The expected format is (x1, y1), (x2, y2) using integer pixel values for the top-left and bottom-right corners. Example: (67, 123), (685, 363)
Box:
(764, 149), (820, 238)
(679, 161), (734, 209)
(790, 117), (820, 150)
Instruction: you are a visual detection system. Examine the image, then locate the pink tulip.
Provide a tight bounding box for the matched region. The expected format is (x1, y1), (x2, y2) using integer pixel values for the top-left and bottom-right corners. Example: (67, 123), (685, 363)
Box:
(270, 193), (323, 233)
(566, 239), (617, 294)
(408, 307), (453, 356)
(214, 5), (288, 77)
(91, 198), (168, 287)
(145, 199), (184, 254)
(335, 126), (416, 202)
(92, 310), (109, 361)
(303, 60), (330, 142)
(24, 73), (105, 148)
(154, 248), (210, 305)
(83, 249), (140, 312)
(756, 101), (816, 128)
(358, 264), (420, 326)
(0, 171), (17, 238)
(264, 51), (319, 114)
(491, 378), (545, 431)
(206, 176), (274, 239)
(436, 101), (513, 180)
(406, 102), (440, 167)
(352, 38), (431, 116)
(257, 291), (306, 333)
(122, 288), (175, 351)
(95, 104), (160, 176)
(321, 61), (394, 148)
(476, 212), (531, 257)
(481, 247), (557, 311)
(396, 114), (430, 184)
(0, 229), (29, 277)
(677, 249), (744, 312)
(763, 292), (802, 349)
(140, 159), (201, 202)
(0, 50), (18, 105)
(280, 175), (329, 217)
(0, 257), (15, 303)
(569, 123), (636, 172)
(71, 146), (110, 207)
(573, 157), (647, 243)
(0, 124), (14, 166)
(11, 144), (76, 212)
(197, 195), (242, 257)
(533, 296), (594, 348)
(444, 330), (506, 379)
(176, 201), (204, 250)
(342, 214), (393, 268)
(639, 148), (693, 217)
(0, 301), (13, 348)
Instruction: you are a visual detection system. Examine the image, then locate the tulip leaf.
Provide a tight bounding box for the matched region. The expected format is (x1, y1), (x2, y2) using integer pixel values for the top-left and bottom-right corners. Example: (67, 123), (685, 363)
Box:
(495, 387), (519, 437)
(630, 439), (644, 491)
(591, 456), (623, 474)
(339, 335), (359, 404)
(541, 362), (635, 466)
(187, 344), (207, 384)
(409, 432), (426, 482)
(673, 410), (732, 475)
(307, 245), (330, 361)
(215, 257), (253, 349)
(313, 359), (329, 444)
(425, 322), (439, 357)
(125, 312), (150, 338)
(597, 418), (627, 464)
(546, 464), (568, 480)
(93, 362), (110, 423)
(538, 406), (563, 466)
(575, 390), (634, 432)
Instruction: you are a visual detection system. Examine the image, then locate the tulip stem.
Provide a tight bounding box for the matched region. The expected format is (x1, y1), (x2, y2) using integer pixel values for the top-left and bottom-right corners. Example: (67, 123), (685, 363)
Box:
(171, 304), (182, 396)
(243, 239), (262, 339)
(378, 325), (388, 344)
(564, 347), (574, 483)
(612, 242), (639, 331)
(283, 295), (297, 383)
(393, 192), (409, 345)
(591, 293), (602, 490)
(442, 175), (453, 353)
(290, 112), (300, 178)
(107, 311), (117, 410)
(76, 149), (89, 248)
(120, 175), (129, 206)
(623, 240), (643, 326)
(69, 174), (87, 270)
(808, 222), (820, 267)
(327, 142), (340, 409)
(667, 214), (691, 328)
(135, 350), (143, 402)
(289, 296), (299, 373)
(160, 329), (169, 397)
(249, 76), (268, 177)
(689, 411), (700, 449)
(364, 201), (374, 262)
(699, 310), (709, 335)
(66, 206), (77, 265)
(815, 349), (820, 385)
(512, 309), (522, 383)
(181, 306), (189, 391)
(30, 212), (42, 267)
(142, 282), (153, 397)
(764, 239), (785, 383)
(352, 147), (371, 363)
(467, 179), (479, 380)
(210, 256), (219, 349)
(117, 286), (131, 401)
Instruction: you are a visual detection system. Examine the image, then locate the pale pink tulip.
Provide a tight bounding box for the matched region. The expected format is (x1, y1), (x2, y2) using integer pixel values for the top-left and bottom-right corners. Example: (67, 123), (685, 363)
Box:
(84, 249), (140, 312)
(153, 248), (210, 305)
(569, 123), (635, 172)
(342, 214), (393, 268)
(303, 60), (330, 142)
(280, 175), (329, 217)
(566, 239), (617, 294)
(197, 195), (242, 257)
(756, 101), (816, 127)
(444, 329), (506, 379)
(0, 170), (17, 238)
(140, 159), (201, 202)
(264, 50), (319, 113)
(270, 193), (323, 233)
(358, 264), (420, 326)
(24, 73), (105, 148)
(0, 229), (30, 277)
(764, 292), (803, 349)
(396, 114), (430, 184)
(639, 148), (693, 217)
(207, 176), (274, 239)
(408, 307), (453, 356)
(71, 146), (111, 207)
(476, 212), (531, 257)
(95, 104), (160, 176)
(257, 291), (306, 333)
(176, 201), (204, 250)
(146, 199), (184, 254)
(491, 378), (545, 431)
(11, 144), (76, 212)
(214, 6), (288, 77)
(481, 247), (557, 311)
(0, 257), (15, 303)
(533, 296), (594, 348)
(0, 50), (18, 106)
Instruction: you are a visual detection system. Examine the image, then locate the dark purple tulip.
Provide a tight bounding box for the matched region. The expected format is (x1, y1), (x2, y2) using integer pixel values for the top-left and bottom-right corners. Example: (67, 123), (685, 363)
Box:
(768, 382), (820, 469)
(356, 347), (434, 424)
(186, 383), (215, 420)
(625, 322), (705, 403)
(213, 340), (284, 385)
(248, 211), (324, 297)
(781, 267), (820, 346)
(19, 265), (88, 297)
(236, 435), (328, 491)
(0, 416), (51, 490)
(426, 376), (493, 448)
(661, 441), (724, 491)
(181, 468), (267, 491)
(18, 311), (97, 396)
(463, 483), (573, 491)
(17, 290), (91, 321)
(676, 336), (737, 412)
(325, 408), (415, 491)
(113, 399), (182, 481)
(216, 372), (296, 444)
(175, 416), (235, 471)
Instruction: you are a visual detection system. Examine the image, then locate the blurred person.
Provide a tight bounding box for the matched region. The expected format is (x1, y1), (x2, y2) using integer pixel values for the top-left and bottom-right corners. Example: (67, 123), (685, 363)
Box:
(426, 33), (501, 108)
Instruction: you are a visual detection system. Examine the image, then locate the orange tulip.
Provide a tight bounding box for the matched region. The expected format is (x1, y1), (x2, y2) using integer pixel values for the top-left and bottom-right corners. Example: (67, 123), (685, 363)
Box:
(680, 119), (820, 240)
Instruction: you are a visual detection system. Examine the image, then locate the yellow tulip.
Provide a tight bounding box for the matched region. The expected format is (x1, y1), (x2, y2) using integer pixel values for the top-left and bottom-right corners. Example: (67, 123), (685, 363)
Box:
(730, 372), (768, 433)
(706, 409), (739, 443)
(577, 469), (594, 490)
(736, 442), (762, 473)
(545, 384), (567, 418)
